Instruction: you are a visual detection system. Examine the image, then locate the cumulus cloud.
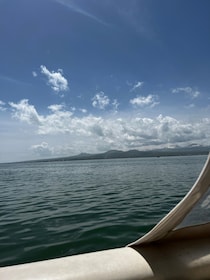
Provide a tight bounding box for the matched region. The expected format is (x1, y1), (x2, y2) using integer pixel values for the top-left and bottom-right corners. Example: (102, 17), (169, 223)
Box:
(92, 91), (110, 109)
(130, 81), (144, 92)
(40, 65), (69, 93)
(8, 99), (210, 157)
(31, 142), (54, 157)
(0, 100), (6, 111)
(9, 99), (41, 125)
(130, 94), (159, 107)
(172, 87), (200, 99)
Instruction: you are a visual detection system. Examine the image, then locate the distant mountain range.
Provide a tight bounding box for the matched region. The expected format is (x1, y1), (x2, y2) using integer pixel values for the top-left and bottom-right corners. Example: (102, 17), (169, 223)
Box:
(35, 145), (210, 163)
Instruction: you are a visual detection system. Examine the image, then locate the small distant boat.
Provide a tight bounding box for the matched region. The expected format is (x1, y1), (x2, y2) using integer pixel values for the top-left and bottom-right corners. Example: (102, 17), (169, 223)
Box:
(1, 154), (210, 279)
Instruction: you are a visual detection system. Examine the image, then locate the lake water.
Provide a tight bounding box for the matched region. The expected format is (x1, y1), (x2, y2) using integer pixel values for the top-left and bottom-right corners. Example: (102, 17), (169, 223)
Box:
(0, 155), (207, 267)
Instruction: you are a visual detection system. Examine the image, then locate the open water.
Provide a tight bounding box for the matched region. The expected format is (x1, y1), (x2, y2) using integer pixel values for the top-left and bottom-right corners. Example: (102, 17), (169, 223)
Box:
(0, 155), (207, 267)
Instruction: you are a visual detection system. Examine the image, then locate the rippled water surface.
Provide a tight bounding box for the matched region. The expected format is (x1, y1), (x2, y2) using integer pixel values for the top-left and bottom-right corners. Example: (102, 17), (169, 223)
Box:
(0, 155), (207, 266)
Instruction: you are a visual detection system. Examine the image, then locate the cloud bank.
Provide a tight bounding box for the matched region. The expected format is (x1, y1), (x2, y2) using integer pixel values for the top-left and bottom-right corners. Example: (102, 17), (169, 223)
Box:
(8, 99), (210, 159)
(31, 142), (54, 157)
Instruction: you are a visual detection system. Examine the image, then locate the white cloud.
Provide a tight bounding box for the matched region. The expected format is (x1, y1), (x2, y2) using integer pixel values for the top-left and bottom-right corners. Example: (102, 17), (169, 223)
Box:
(31, 142), (54, 157)
(9, 99), (41, 125)
(8, 99), (210, 160)
(112, 99), (119, 113)
(0, 100), (6, 111)
(79, 108), (88, 113)
(48, 104), (65, 112)
(92, 92), (110, 109)
(130, 81), (144, 92)
(32, 71), (37, 77)
(40, 65), (69, 93)
(130, 94), (159, 107)
(172, 87), (200, 99)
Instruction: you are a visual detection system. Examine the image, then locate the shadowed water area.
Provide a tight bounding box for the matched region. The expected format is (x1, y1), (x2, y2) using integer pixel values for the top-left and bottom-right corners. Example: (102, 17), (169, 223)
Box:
(0, 155), (206, 266)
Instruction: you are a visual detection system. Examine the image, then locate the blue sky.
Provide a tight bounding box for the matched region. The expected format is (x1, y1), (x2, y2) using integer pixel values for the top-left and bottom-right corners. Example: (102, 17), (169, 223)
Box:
(0, 0), (210, 162)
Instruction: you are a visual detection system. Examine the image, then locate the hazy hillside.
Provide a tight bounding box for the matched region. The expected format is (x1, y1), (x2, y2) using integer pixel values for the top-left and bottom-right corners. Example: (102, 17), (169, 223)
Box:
(33, 146), (210, 163)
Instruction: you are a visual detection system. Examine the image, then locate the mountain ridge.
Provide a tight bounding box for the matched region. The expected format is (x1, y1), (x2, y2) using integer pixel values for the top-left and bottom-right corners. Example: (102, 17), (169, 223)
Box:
(31, 145), (210, 163)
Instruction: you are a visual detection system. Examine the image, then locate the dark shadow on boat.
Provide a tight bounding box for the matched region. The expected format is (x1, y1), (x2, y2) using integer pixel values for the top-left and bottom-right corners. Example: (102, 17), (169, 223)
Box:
(131, 224), (210, 280)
